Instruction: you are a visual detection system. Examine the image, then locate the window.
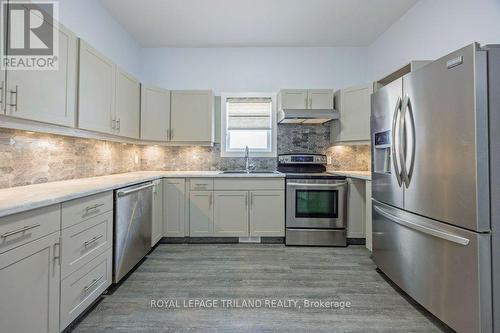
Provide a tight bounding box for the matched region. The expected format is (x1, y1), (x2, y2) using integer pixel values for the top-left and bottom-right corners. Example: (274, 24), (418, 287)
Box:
(221, 93), (277, 157)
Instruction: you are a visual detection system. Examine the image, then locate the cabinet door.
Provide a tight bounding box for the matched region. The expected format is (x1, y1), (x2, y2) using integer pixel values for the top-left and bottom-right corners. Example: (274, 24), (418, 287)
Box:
(365, 181), (372, 251)
(170, 90), (214, 142)
(5, 23), (77, 126)
(213, 191), (248, 237)
(279, 89), (308, 109)
(250, 191), (285, 237)
(189, 191), (213, 236)
(78, 40), (115, 134)
(115, 69), (140, 138)
(163, 179), (186, 237)
(308, 90), (334, 109)
(338, 83), (373, 142)
(151, 180), (164, 246)
(347, 178), (366, 238)
(141, 86), (170, 141)
(0, 232), (60, 333)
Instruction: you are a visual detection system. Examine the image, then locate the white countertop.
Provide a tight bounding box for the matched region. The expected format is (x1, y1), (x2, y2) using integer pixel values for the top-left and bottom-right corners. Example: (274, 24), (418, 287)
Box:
(0, 171), (284, 218)
(327, 171), (371, 181)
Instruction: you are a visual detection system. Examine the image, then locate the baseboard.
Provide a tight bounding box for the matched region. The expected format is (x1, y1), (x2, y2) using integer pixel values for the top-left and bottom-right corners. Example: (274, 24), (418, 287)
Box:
(347, 238), (366, 245)
(159, 237), (285, 244)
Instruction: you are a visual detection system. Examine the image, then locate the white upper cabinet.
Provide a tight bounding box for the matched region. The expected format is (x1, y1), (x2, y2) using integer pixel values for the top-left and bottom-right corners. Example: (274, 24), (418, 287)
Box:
(331, 83), (373, 143)
(308, 90), (334, 109)
(170, 90), (214, 142)
(78, 40), (116, 135)
(4, 19), (77, 126)
(141, 85), (171, 141)
(115, 68), (140, 139)
(278, 89), (334, 110)
(279, 90), (308, 109)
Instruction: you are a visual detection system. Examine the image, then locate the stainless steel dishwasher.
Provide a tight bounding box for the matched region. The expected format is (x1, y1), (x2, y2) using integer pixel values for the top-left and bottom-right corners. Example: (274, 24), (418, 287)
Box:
(114, 182), (153, 283)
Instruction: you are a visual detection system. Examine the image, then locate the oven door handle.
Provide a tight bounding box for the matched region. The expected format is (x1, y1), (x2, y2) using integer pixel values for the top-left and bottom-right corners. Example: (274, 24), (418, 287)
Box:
(287, 182), (346, 188)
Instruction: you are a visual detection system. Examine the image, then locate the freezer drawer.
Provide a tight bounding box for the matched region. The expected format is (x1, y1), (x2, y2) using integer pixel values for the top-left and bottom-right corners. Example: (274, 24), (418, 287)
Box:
(372, 200), (492, 333)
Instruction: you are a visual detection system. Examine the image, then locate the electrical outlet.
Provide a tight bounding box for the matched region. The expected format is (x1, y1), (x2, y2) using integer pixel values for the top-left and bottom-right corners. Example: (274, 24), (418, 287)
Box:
(327, 156), (332, 165)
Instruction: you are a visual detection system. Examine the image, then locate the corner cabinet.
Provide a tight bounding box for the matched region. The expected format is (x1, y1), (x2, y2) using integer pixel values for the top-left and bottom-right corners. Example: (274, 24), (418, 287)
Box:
(141, 86), (171, 141)
(170, 90), (214, 143)
(78, 40), (140, 138)
(331, 83), (373, 143)
(4, 20), (77, 126)
(279, 89), (334, 110)
(78, 40), (116, 135)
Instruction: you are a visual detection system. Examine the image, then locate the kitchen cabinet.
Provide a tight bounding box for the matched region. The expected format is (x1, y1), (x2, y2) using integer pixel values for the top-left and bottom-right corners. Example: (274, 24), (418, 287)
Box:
(115, 68), (140, 138)
(141, 86), (171, 141)
(213, 191), (249, 236)
(170, 90), (214, 142)
(0, 233), (61, 333)
(331, 83), (373, 143)
(278, 89), (334, 110)
(163, 179), (186, 238)
(347, 178), (366, 239)
(4, 21), (77, 127)
(249, 191), (285, 237)
(189, 191), (213, 236)
(78, 40), (116, 135)
(151, 180), (164, 246)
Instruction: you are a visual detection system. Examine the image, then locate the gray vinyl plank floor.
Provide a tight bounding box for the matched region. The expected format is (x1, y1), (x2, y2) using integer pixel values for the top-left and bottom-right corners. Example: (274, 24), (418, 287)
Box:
(70, 244), (451, 333)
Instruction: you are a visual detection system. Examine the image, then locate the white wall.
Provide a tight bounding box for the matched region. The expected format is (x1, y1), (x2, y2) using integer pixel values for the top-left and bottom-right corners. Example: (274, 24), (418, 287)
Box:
(140, 47), (369, 94)
(368, 0), (500, 79)
(58, 0), (142, 78)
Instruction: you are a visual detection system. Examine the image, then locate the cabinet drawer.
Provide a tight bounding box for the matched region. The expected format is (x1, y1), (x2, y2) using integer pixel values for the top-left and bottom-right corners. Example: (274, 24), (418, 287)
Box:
(60, 249), (112, 330)
(214, 178), (284, 191)
(62, 192), (113, 229)
(0, 205), (60, 254)
(190, 178), (214, 191)
(61, 211), (113, 278)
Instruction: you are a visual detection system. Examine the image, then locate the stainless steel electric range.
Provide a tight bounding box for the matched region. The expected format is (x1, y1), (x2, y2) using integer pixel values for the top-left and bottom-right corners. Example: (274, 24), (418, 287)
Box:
(277, 154), (347, 246)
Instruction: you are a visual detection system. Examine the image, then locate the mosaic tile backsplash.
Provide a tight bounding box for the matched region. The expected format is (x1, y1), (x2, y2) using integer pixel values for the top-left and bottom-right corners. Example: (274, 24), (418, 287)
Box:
(0, 124), (370, 189)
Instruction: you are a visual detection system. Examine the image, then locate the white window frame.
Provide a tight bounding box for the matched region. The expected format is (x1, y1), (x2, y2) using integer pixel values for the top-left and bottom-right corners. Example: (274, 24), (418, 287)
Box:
(220, 92), (277, 158)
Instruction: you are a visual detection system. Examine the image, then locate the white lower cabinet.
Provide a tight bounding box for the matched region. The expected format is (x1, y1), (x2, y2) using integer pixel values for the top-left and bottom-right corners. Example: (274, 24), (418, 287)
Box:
(249, 191), (285, 237)
(0, 231), (61, 333)
(347, 178), (367, 239)
(365, 180), (372, 251)
(189, 191), (213, 236)
(214, 191), (249, 236)
(151, 180), (164, 246)
(163, 179), (186, 237)
(60, 250), (112, 330)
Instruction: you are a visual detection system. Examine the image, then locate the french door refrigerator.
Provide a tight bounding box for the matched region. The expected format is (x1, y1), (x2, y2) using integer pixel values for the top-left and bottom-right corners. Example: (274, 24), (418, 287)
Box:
(370, 43), (500, 333)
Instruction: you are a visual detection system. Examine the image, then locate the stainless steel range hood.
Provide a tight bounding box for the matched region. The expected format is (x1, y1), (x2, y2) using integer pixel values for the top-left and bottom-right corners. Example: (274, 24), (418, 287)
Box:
(277, 109), (339, 124)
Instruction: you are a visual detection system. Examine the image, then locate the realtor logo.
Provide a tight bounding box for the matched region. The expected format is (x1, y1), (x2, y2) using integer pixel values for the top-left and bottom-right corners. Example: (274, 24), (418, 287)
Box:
(1, 1), (59, 70)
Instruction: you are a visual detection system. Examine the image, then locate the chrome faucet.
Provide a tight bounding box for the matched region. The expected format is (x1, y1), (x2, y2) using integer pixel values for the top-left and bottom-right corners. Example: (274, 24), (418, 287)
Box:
(245, 146), (250, 172)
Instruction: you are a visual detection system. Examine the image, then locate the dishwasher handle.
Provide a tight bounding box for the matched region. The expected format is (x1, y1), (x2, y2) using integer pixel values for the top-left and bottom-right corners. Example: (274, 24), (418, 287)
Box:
(117, 183), (154, 197)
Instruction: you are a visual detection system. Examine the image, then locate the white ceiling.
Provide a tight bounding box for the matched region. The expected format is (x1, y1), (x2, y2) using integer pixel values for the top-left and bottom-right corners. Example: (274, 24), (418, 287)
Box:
(100, 0), (419, 48)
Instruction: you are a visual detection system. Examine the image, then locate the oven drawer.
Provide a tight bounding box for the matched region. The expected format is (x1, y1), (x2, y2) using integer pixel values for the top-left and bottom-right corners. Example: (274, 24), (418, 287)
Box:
(286, 229), (346, 246)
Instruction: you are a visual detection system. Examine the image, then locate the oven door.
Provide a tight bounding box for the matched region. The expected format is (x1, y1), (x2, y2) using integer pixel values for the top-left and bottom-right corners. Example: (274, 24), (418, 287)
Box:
(286, 179), (346, 229)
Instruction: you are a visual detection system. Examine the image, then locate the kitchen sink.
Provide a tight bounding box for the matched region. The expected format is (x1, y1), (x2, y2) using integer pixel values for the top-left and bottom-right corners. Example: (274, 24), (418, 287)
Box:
(220, 170), (248, 174)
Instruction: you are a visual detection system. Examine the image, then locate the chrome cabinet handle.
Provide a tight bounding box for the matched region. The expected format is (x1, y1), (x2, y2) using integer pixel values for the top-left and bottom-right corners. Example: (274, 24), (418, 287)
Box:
(374, 205), (470, 245)
(7, 85), (18, 112)
(0, 81), (3, 110)
(111, 118), (116, 129)
(53, 240), (61, 261)
(85, 203), (104, 215)
(166, 129), (170, 140)
(250, 193), (253, 207)
(391, 97), (403, 187)
(116, 118), (121, 132)
(304, 97), (308, 108)
(209, 192), (213, 206)
(170, 128), (174, 140)
(245, 193), (248, 208)
(83, 234), (103, 247)
(309, 97), (312, 109)
(84, 276), (103, 293)
(1, 223), (40, 238)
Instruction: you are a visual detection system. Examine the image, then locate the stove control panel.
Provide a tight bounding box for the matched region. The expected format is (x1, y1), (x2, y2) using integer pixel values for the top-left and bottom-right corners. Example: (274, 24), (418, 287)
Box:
(278, 154), (327, 165)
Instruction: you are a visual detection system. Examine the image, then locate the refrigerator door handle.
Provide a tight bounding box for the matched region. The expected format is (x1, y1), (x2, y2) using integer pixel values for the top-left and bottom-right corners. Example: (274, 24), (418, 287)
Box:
(374, 205), (470, 246)
(391, 97), (403, 187)
(401, 95), (416, 188)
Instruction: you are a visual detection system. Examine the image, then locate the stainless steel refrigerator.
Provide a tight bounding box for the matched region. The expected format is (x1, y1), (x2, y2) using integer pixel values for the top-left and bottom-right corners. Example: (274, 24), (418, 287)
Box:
(370, 43), (500, 333)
